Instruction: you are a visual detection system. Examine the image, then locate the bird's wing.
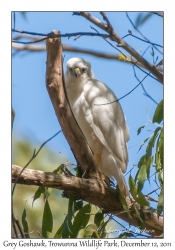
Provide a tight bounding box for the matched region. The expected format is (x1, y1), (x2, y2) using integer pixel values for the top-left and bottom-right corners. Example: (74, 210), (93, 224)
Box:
(84, 79), (129, 173)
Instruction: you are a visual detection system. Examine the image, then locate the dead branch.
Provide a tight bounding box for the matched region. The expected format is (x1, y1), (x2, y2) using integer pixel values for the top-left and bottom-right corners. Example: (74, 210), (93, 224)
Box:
(79, 12), (163, 84)
(12, 164), (163, 237)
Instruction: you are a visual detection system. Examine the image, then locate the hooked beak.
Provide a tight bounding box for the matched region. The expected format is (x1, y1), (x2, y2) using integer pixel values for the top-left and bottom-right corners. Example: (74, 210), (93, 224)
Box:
(73, 67), (81, 77)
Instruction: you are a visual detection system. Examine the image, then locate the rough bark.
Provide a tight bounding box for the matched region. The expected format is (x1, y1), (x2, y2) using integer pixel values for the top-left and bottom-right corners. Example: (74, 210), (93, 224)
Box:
(12, 164), (163, 237)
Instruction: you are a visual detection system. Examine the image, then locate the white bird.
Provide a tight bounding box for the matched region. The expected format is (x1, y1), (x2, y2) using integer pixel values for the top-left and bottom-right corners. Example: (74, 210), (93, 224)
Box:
(64, 58), (130, 196)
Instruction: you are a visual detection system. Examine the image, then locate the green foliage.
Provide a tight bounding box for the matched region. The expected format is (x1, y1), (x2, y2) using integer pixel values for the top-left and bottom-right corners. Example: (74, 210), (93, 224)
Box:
(12, 137), (68, 238)
(134, 99), (163, 218)
(116, 188), (132, 219)
(157, 188), (163, 216)
(70, 204), (91, 238)
(53, 199), (111, 239)
(135, 161), (147, 192)
(137, 125), (146, 135)
(22, 207), (30, 238)
(83, 224), (98, 238)
(118, 232), (134, 238)
(32, 186), (45, 206)
(135, 12), (153, 28)
(153, 100), (163, 123)
(54, 223), (63, 238)
(93, 209), (107, 238)
(42, 199), (53, 238)
(94, 210), (104, 226)
(62, 195), (75, 238)
(129, 176), (149, 206)
(54, 197), (91, 238)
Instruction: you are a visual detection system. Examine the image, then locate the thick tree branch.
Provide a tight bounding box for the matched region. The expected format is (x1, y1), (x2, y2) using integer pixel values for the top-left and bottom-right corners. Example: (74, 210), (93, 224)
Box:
(45, 31), (98, 178)
(78, 12), (163, 84)
(12, 164), (163, 237)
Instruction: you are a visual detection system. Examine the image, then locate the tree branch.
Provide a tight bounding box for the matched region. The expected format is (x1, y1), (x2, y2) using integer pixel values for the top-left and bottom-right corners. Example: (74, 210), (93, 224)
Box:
(12, 164), (163, 237)
(78, 12), (163, 84)
(12, 43), (163, 73)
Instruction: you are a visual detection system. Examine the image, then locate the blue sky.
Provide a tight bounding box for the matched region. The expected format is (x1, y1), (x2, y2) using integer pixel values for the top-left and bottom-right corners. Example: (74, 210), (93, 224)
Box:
(12, 12), (163, 206)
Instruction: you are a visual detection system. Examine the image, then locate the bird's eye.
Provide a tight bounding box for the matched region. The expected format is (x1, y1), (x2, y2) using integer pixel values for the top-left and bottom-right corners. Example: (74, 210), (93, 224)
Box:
(69, 67), (73, 72)
(82, 67), (87, 73)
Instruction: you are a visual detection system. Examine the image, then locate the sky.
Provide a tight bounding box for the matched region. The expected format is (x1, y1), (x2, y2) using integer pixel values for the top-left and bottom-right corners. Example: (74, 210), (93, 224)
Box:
(12, 12), (163, 199)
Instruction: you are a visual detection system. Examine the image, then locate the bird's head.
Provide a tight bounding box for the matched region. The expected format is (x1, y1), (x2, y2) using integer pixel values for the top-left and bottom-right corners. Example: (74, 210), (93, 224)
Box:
(65, 58), (94, 85)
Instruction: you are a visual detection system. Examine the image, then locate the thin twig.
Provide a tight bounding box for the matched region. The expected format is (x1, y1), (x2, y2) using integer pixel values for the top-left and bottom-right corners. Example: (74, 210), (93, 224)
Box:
(146, 187), (160, 196)
(145, 195), (158, 203)
(94, 59), (162, 106)
(122, 33), (163, 48)
(126, 12), (163, 55)
(90, 25), (126, 58)
(125, 164), (137, 177)
(59, 152), (76, 166)
(78, 12), (163, 83)
(12, 29), (109, 41)
(151, 12), (164, 18)
(132, 65), (158, 105)
(12, 37), (47, 44)
(94, 71), (152, 106)
(111, 217), (151, 238)
(37, 231), (44, 238)
(12, 213), (25, 238)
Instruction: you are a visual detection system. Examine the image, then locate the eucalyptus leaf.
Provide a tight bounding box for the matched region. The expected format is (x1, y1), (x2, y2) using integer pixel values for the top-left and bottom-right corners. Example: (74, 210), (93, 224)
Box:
(70, 204), (91, 238)
(94, 210), (104, 227)
(77, 228), (85, 238)
(136, 164), (147, 192)
(116, 187), (132, 219)
(62, 195), (74, 238)
(129, 176), (137, 197)
(157, 188), (163, 216)
(32, 186), (45, 207)
(42, 199), (53, 238)
(84, 224), (97, 238)
(135, 12), (152, 28)
(54, 224), (63, 238)
(153, 100), (163, 123)
(137, 125), (145, 135)
(22, 208), (30, 238)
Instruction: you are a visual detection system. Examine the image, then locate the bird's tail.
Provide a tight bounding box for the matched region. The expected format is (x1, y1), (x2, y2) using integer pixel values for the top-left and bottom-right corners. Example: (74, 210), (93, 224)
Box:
(98, 149), (129, 197)
(116, 170), (129, 197)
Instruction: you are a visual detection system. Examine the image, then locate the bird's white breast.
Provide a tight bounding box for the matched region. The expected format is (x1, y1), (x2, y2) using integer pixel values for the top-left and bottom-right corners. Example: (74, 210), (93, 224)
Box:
(67, 84), (103, 155)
